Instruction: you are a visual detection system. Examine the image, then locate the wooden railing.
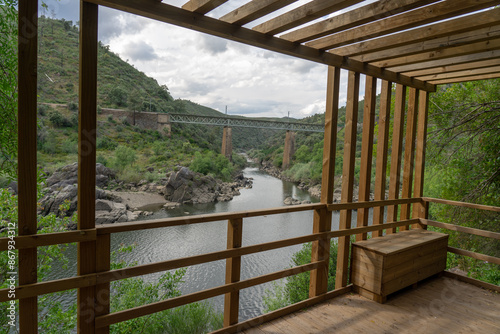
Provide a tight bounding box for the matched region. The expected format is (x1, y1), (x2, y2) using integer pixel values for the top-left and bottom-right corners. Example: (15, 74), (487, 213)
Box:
(2, 197), (498, 333)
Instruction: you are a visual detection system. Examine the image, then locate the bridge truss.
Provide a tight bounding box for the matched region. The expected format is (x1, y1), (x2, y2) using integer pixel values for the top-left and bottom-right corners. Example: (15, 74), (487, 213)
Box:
(168, 114), (324, 133)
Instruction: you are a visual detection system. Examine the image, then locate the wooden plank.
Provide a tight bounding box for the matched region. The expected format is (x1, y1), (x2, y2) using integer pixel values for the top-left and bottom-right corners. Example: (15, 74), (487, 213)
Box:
(281, 0), (438, 43)
(443, 271), (500, 293)
(402, 58), (500, 77)
(351, 25), (500, 63)
(386, 85), (406, 234)
(88, 0), (436, 92)
(335, 71), (360, 289)
(252, 0), (362, 35)
(220, 0), (297, 26)
(421, 197), (500, 212)
(306, 0), (499, 50)
(334, 8), (500, 57)
(95, 234), (111, 334)
(390, 49), (500, 73)
(448, 247), (500, 265)
(417, 65), (500, 81)
(309, 66), (339, 297)
(309, 208), (332, 297)
(382, 252), (447, 283)
(372, 80), (392, 238)
(96, 203), (323, 234)
(420, 219), (500, 240)
(328, 197), (421, 212)
(78, 2), (98, 333)
(17, 0), (38, 331)
(356, 76), (377, 241)
(95, 262), (321, 328)
(399, 88), (418, 231)
(430, 72), (500, 84)
(0, 229), (97, 251)
(411, 90), (429, 228)
(224, 218), (243, 327)
(182, 0), (229, 14)
(371, 37), (500, 68)
(210, 286), (352, 334)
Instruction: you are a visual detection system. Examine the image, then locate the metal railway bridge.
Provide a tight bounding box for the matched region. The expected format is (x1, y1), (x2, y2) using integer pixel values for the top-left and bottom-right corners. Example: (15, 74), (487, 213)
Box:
(167, 113), (324, 168)
(167, 113), (325, 133)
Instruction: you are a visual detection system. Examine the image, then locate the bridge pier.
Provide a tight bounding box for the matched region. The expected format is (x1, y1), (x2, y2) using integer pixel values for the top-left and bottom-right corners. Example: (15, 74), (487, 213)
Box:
(283, 130), (296, 170)
(222, 126), (232, 161)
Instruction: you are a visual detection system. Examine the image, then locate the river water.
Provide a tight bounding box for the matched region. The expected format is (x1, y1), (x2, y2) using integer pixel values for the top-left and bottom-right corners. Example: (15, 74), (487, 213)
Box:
(50, 167), (370, 322)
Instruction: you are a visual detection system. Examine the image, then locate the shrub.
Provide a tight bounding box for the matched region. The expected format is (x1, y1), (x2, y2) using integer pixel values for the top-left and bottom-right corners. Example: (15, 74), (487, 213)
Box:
(67, 101), (78, 111)
(49, 110), (72, 127)
(113, 145), (137, 171)
(190, 151), (234, 182)
(38, 104), (49, 116)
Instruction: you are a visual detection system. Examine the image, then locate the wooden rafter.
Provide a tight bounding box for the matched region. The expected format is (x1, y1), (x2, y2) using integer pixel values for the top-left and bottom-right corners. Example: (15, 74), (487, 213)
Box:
(182, 0), (229, 14)
(87, 0), (435, 91)
(306, 0), (499, 50)
(404, 58), (500, 77)
(429, 72), (500, 84)
(252, 0), (363, 35)
(332, 7), (500, 57)
(220, 0), (298, 26)
(416, 65), (500, 81)
(281, 0), (439, 43)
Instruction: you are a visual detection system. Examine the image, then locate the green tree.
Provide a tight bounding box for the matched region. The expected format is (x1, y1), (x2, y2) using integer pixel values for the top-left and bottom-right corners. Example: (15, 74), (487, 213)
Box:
(109, 86), (128, 107)
(113, 145), (137, 170)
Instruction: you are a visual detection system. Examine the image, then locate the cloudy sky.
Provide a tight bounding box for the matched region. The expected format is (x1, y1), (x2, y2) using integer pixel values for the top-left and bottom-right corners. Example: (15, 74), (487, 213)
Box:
(41, 0), (375, 118)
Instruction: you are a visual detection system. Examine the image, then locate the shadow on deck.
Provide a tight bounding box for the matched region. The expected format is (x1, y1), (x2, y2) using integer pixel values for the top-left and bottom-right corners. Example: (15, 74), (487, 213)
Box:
(242, 276), (500, 334)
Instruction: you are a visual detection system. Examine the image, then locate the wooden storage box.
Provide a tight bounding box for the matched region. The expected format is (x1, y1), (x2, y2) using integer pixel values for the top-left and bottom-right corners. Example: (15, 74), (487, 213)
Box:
(352, 229), (449, 303)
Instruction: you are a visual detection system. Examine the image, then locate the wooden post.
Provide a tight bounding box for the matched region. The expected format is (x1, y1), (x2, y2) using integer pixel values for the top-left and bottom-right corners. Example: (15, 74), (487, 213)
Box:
(78, 2), (98, 333)
(222, 126), (232, 161)
(372, 80), (392, 238)
(400, 88), (419, 230)
(335, 71), (360, 289)
(356, 76), (377, 241)
(309, 66), (339, 297)
(224, 218), (243, 327)
(18, 1), (38, 332)
(282, 130), (296, 170)
(412, 91), (430, 228)
(96, 234), (111, 334)
(386, 84), (406, 234)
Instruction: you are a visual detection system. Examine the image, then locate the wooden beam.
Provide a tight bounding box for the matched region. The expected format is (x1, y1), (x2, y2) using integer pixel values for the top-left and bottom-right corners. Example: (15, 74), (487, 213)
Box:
(421, 197), (500, 212)
(18, 0), (38, 332)
(420, 219), (500, 240)
(412, 91), (429, 228)
(220, 0), (298, 26)
(372, 80), (392, 238)
(182, 0), (229, 14)
(335, 71), (360, 289)
(386, 85), (406, 234)
(403, 58), (500, 77)
(351, 25), (500, 63)
(281, 0), (438, 43)
(78, 2), (98, 333)
(224, 218), (243, 327)
(88, 0), (435, 92)
(417, 65), (500, 81)
(0, 229), (96, 251)
(333, 7), (500, 57)
(309, 66), (339, 297)
(356, 76), (377, 241)
(371, 37), (500, 69)
(430, 73), (500, 84)
(306, 0), (499, 50)
(252, 0), (362, 35)
(95, 234), (111, 334)
(390, 50), (500, 73)
(443, 271), (500, 293)
(399, 88), (419, 230)
(447, 247), (500, 266)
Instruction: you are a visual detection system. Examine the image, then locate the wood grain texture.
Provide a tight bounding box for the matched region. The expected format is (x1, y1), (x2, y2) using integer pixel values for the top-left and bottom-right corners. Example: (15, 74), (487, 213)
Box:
(422, 197), (500, 212)
(372, 80), (392, 238)
(420, 219), (500, 240)
(95, 234), (111, 334)
(78, 2), (98, 333)
(182, 0), (229, 14)
(309, 208), (332, 297)
(224, 218), (243, 327)
(17, 0), (38, 331)
(220, 0), (297, 26)
(356, 76), (377, 241)
(336, 71), (359, 289)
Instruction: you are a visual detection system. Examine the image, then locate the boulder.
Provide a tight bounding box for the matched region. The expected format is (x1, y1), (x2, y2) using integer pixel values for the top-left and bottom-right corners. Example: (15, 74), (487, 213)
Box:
(46, 162), (115, 190)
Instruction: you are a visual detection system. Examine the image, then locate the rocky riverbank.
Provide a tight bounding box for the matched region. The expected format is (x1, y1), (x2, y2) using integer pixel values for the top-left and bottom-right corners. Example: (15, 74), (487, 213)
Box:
(34, 163), (252, 225)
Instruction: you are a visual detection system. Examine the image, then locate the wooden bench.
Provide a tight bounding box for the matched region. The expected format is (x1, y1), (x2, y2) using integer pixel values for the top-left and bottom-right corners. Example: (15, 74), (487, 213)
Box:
(351, 229), (449, 303)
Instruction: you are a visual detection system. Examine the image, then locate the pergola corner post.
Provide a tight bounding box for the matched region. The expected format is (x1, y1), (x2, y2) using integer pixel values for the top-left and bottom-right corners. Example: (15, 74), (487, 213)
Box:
(78, 2), (99, 333)
(309, 66), (339, 297)
(17, 0), (38, 332)
(335, 71), (360, 289)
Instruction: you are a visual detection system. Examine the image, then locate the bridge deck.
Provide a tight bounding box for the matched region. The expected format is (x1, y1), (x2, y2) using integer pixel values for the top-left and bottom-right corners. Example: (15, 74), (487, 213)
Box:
(241, 276), (500, 334)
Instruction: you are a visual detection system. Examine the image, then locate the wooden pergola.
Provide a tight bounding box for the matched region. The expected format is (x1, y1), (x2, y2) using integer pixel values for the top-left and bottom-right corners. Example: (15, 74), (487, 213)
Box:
(9, 0), (500, 333)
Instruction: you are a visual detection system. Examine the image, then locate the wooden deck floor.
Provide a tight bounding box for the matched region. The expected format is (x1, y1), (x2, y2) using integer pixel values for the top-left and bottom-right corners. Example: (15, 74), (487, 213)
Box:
(242, 277), (500, 334)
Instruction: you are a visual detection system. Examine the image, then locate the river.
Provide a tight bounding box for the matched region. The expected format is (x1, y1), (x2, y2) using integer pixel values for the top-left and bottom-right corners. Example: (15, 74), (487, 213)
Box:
(49, 167), (371, 322)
